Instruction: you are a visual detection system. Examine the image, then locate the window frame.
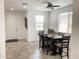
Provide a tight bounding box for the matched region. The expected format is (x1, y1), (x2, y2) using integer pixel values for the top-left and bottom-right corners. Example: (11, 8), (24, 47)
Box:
(35, 15), (44, 31)
(58, 12), (72, 33)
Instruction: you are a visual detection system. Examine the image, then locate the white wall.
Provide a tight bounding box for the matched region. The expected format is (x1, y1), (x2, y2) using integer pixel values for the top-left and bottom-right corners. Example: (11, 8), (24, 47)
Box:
(5, 10), (49, 41)
(27, 10), (49, 41)
(0, 0), (6, 59)
(5, 11), (27, 40)
(71, 0), (79, 59)
(48, 5), (72, 31)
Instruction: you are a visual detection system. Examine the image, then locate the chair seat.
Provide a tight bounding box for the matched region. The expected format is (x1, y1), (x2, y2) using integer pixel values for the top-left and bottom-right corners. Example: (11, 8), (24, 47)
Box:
(56, 43), (61, 47)
(55, 43), (68, 48)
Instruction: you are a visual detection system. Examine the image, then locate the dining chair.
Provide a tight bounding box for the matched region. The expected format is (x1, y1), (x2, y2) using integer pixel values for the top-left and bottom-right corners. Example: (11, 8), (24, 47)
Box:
(57, 32), (64, 36)
(39, 34), (42, 48)
(55, 36), (71, 59)
(38, 31), (45, 48)
(41, 35), (53, 55)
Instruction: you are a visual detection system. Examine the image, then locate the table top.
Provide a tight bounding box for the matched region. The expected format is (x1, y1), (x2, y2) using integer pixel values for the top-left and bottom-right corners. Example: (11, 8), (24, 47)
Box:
(47, 34), (62, 39)
(42, 33), (71, 40)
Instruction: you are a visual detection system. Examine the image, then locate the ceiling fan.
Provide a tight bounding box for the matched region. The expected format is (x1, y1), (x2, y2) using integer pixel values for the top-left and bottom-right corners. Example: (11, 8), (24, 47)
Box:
(46, 2), (60, 9)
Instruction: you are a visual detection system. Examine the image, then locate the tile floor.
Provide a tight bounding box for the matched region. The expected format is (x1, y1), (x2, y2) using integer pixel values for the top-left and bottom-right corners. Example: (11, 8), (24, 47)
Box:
(6, 40), (62, 59)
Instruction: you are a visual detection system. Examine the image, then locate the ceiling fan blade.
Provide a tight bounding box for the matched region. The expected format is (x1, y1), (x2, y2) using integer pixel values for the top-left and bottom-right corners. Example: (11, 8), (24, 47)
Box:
(52, 5), (60, 7)
(47, 5), (50, 8)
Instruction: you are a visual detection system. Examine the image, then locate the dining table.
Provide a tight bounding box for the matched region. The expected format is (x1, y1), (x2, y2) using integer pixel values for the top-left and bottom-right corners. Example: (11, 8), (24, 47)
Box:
(39, 33), (71, 55)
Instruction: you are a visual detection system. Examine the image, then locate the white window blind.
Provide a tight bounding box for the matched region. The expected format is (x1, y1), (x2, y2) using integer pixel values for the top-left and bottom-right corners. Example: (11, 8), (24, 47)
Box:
(35, 15), (44, 31)
(58, 12), (72, 33)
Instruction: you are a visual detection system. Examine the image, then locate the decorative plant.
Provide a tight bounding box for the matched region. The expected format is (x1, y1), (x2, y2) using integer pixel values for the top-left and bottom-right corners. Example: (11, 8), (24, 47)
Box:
(48, 29), (55, 34)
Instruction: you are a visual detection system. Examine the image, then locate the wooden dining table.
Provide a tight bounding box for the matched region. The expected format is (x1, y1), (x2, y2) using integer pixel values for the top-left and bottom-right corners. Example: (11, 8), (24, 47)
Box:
(39, 33), (71, 55)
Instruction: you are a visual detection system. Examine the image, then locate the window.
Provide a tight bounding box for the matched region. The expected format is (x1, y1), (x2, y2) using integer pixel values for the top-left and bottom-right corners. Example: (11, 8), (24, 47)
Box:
(68, 12), (72, 33)
(35, 15), (44, 31)
(58, 12), (72, 33)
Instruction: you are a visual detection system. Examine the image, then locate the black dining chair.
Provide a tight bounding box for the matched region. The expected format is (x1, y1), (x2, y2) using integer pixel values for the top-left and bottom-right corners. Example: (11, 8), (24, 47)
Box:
(55, 36), (71, 59)
(57, 32), (64, 36)
(41, 35), (53, 55)
(38, 31), (45, 48)
(39, 34), (42, 48)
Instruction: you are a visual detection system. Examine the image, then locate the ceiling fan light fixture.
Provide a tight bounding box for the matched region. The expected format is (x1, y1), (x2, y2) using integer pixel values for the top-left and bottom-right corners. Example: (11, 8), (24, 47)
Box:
(22, 3), (27, 9)
(22, 3), (27, 5)
(10, 8), (14, 11)
(23, 5), (27, 9)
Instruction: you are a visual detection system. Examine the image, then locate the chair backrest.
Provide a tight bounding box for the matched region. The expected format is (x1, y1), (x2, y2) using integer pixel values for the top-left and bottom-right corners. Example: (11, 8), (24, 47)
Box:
(57, 32), (64, 36)
(61, 36), (71, 48)
(38, 30), (45, 35)
(40, 35), (50, 46)
(42, 35), (48, 41)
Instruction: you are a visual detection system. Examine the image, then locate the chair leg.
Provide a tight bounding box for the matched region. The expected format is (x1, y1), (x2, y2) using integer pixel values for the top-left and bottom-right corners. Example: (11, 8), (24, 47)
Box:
(59, 48), (63, 59)
(61, 54), (62, 59)
(39, 41), (40, 48)
(39, 39), (42, 48)
(46, 47), (49, 55)
(42, 41), (44, 50)
(67, 48), (69, 59)
(46, 49), (48, 55)
(59, 48), (62, 54)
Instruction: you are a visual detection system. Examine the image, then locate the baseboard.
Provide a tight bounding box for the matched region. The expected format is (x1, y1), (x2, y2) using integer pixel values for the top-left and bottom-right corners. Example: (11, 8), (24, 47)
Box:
(18, 39), (27, 41)
(6, 39), (18, 43)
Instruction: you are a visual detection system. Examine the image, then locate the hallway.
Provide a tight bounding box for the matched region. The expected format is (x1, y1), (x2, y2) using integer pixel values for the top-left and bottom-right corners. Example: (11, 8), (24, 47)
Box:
(6, 40), (60, 59)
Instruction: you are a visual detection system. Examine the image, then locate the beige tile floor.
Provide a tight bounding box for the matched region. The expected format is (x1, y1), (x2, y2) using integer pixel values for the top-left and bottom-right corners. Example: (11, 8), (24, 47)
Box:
(6, 40), (61, 59)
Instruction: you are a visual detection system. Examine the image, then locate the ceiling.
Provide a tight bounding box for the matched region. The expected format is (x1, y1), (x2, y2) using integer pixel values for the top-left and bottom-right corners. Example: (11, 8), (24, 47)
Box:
(5, 0), (72, 11)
